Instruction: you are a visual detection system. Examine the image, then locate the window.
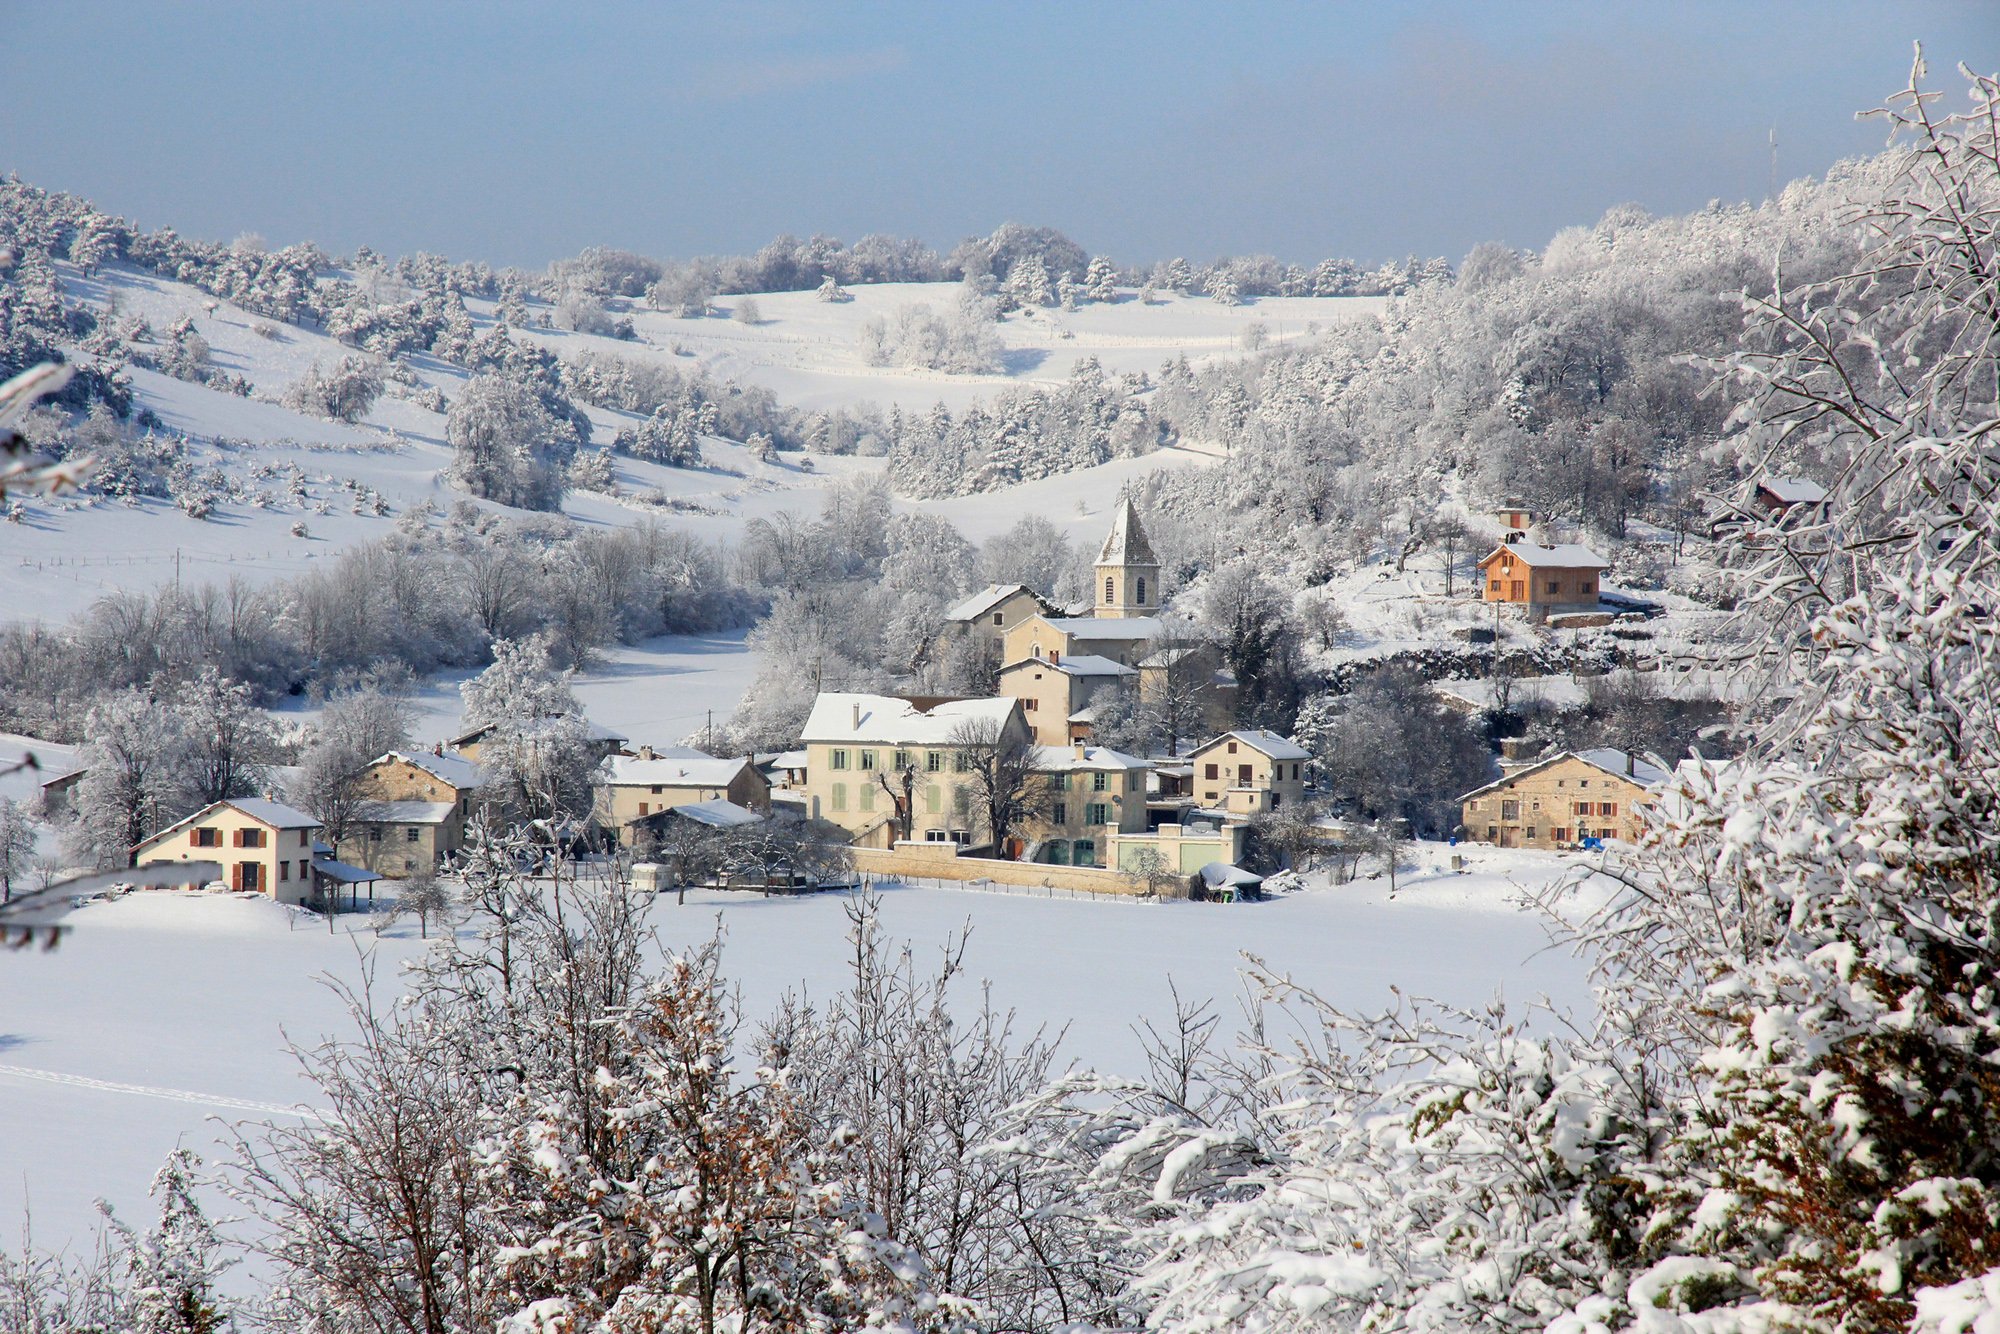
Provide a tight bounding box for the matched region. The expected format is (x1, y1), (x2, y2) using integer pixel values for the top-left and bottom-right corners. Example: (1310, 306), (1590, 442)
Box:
(369, 828), (383, 842)
(954, 753), (971, 772)
(1053, 801), (1068, 824)
(1553, 828), (1569, 843)
(1272, 793), (1282, 809)
(299, 860), (310, 878)
(192, 827), (221, 848)
(893, 750), (911, 770)
(1086, 803), (1110, 826)
(831, 749), (850, 770)
(1238, 765), (1253, 785)
(1579, 778), (1589, 787)
(831, 785), (847, 812)
(1204, 763), (1219, 780)
(925, 828), (951, 842)
(859, 785), (874, 811)
(1104, 577), (1114, 603)
(1024, 698), (1038, 711)
(1601, 802), (1618, 816)
(1292, 764), (1300, 780)
(859, 750), (877, 771)
(1050, 772), (1068, 790)
(1227, 741), (1238, 754)
(638, 803), (650, 817)
(1501, 800), (1520, 820)
(926, 751), (943, 772)
(235, 827), (267, 848)
(650, 784), (662, 795)
(1073, 839), (1095, 865)
(1489, 580), (1500, 593)
(1546, 580), (1560, 594)
(1574, 801), (1591, 816)
(1091, 772), (1108, 792)
(992, 612), (1004, 626)
(279, 861), (290, 881)
(406, 828), (419, 843)
(1136, 577), (1147, 604)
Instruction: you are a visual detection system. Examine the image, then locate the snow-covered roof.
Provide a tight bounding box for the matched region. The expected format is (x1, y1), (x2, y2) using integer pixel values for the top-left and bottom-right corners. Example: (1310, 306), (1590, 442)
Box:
(453, 717), (626, 746)
(1096, 497), (1159, 566)
(944, 583), (1048, 624)
(633, 798), (764, 829)
(1478, 541), (1609, 570)
(1758, 477), (1827, 506)
(355, 800), (456, 825)
(225, 797), (322, 829)
(802, 693), (1021, 746)
(765, 750), (809, 770)
(999, 653), (1136, 679)
(1043, 615), (1162, 640)
(1198, 861), (1264, 889)
(603, 751), (752, 788)
(1458, 748), (1669, 801)
(1574, 748), (1671, 787)
(1032, 744), (1151, 772)
(313, 858), (380, 885)
(383, 748), (487, 791)
(1191, 730), (1312, 762)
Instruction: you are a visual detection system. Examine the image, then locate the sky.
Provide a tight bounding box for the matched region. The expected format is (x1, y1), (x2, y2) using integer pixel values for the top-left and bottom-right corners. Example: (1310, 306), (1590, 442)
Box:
(3, 2), (1994, 272)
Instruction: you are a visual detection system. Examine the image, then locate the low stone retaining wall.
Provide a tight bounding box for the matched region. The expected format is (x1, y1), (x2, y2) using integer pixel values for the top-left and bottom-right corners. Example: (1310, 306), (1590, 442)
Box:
(850, 842), (1144, 896)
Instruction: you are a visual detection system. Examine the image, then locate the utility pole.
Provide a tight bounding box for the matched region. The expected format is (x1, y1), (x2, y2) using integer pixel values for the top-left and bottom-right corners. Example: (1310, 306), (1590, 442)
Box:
(1769, 127), (1778, 204)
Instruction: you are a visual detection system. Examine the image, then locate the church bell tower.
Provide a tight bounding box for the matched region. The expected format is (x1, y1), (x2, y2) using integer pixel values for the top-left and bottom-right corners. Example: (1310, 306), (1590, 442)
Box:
(1094, 498), (1160, 619)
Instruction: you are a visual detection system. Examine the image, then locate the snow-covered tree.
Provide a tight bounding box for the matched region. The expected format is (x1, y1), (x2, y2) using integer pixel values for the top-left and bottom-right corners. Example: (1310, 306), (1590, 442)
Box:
(446, 373), (581, 511)
(0, 795), (35, 902)
(65, 688), (194, 869)
(815, 273), (853, 302)
(115, 1149), (233, 1334)
(1085, 254), (1119, 303)
(174, 667), (277, 806)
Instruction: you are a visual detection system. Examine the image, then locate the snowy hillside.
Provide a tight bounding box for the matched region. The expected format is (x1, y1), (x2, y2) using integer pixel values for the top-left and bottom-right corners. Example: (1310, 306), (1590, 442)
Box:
(1, 258), (1372, 622)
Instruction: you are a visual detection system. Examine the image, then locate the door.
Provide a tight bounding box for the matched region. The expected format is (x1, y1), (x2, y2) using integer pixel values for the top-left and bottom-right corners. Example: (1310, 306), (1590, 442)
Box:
(236, 861), (262, 894)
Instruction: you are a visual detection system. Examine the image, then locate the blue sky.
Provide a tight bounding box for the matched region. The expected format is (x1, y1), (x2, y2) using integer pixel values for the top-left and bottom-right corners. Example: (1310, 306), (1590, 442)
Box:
(4, 3), (1993, 270)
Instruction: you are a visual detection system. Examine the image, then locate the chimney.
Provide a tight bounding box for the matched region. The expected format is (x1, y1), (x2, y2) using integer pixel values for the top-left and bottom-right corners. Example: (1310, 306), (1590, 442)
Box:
(1050, 649), (1062, 666)
(851, 701), (862, 730)
(1073, 741), (1087, 761)
(1626, 751), (1635, 777)
(639, 744), (655, 761)
(432, 741), (443, 757)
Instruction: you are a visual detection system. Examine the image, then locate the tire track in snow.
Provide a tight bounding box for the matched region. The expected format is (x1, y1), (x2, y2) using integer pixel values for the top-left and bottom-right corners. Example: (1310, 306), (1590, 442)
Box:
(0, 1064), (319, 1119)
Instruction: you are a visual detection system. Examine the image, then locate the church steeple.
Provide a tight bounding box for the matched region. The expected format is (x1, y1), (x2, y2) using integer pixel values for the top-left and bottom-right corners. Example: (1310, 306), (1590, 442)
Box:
(1094, 498), (1160, 618)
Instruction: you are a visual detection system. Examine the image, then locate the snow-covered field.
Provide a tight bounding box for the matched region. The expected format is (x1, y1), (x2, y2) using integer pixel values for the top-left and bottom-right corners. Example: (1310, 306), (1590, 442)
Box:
(0, 844), (1600, 1255)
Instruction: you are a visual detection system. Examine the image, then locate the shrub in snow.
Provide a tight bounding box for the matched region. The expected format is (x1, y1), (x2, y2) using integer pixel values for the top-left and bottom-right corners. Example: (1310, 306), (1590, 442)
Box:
(731, 296), (761, 325)
(282, 354), (384, 424)
(815, 273), (852, 302)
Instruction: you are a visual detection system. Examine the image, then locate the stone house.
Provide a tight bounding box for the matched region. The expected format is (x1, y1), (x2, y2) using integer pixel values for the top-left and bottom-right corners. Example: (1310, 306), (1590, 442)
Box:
(1477, 541), (1609, 613)
(1456, 748), (1667, 848)
(595, 746), (771, 846)
(133, 797), (323, 906)
(347, 748), (487, 869)
(1186, 730), (1312, 814)
(1023, 742), (1151, 867)
(798, 693), (1030, 850)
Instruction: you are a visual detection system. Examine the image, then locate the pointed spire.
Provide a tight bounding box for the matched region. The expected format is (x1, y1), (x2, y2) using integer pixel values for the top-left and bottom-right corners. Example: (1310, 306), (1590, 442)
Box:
(1097, 497), (1159, 567)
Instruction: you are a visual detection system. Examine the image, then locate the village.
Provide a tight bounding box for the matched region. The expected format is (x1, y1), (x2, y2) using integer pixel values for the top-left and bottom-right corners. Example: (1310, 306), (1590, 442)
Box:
(52, 483), (1829, 915)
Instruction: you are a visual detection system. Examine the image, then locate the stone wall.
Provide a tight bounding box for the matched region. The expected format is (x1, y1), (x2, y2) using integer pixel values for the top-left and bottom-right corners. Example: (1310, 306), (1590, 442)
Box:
(850, 841), (1146, 896)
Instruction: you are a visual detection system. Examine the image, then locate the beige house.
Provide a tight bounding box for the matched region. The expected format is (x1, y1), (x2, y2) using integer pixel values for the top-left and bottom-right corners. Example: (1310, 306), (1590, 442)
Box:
(1023, 743), (1151, 867)
(798, 692), (1030, 849)
(998, 653), (1136, 745)
(134, 797), (323, 906)
(595, 746), (771, 845)
(945, 584), (1059, 665)
(1108, 820), (1248, 877)
(1478, 541), (1609, 613)
(1457, 748), (1666, 848)
(1187, 730), (1312, 814)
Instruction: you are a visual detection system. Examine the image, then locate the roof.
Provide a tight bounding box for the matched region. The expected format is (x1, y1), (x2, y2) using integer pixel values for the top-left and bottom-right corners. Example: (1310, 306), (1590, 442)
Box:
(944, 583), (1050, 624)
(135, 796), (322, 852)
(999, 653), (1136, 679)
(1032, 744), (1151, 772)
(355, 800), (456, 825)
(1759, 477), (1827, 505)
(1097, 497), (1159, 566)
(1191, 730), (1312, 762)
(39, 769), (85, 792)
(1042, 615), (1163, 641)
(603, 750), (753, 788)
(383, 749), (487, 791)
(224, 797), (321, 829)
(1457, 748), (1670, 802)
(1478, 541), (1610, 570)
(633, 797), (764, 829)
(765, 750), (808, 769)
(313, 858), (381, 885)
(1198, 861), (1264, 889)
(452, 716), (626, 746)
(801, 692), (1021, 746)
